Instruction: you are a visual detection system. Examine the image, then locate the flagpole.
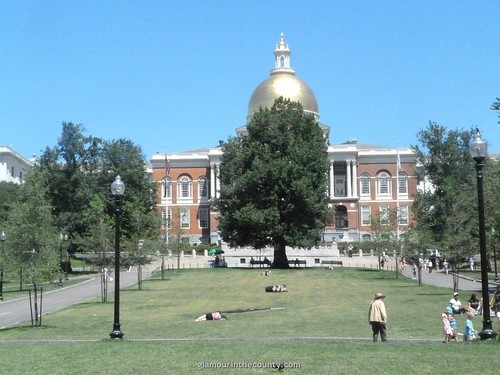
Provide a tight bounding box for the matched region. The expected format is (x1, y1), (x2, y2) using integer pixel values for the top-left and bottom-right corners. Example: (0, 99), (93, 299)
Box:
(395, 145), (401, 278)
(396, 145), (401, 240)
(162, 150), (170, 280)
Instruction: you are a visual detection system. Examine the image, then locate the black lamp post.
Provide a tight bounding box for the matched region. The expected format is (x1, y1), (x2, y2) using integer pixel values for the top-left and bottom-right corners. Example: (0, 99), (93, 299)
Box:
(470, 130), (497, 340)
(109, 175), (125, 340)
(58, 233), (68, 287)
(0, 231), (6, 301)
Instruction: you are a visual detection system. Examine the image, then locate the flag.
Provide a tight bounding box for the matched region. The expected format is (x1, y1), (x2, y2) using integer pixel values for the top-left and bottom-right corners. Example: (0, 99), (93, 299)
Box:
(396, 149), (401, 172)
(164, 152), (171, 198)
(165, 153), (171, 177)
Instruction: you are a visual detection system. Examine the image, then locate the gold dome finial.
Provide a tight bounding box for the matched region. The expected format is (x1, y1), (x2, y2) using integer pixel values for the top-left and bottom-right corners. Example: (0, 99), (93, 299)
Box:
(247, 34), (319, 123)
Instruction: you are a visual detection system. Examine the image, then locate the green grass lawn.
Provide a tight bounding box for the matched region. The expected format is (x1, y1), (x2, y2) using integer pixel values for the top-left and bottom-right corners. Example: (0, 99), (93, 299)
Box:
(0, 268), (498, 375)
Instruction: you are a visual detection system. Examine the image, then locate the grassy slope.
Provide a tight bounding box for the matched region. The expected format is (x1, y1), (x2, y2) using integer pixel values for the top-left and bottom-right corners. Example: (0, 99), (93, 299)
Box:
(0, 268), (498, 375)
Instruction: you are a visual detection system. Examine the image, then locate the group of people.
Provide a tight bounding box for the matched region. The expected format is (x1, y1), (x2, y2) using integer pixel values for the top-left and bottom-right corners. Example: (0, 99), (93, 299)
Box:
(442, 306), (478, 342)
(442, 292), (476, 342)
(442, 288), (500, 342)
(367, 287), (500, 344)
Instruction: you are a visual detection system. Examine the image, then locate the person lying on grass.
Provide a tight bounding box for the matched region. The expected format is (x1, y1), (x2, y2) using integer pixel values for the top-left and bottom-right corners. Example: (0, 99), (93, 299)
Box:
(195, 312), (227, 321)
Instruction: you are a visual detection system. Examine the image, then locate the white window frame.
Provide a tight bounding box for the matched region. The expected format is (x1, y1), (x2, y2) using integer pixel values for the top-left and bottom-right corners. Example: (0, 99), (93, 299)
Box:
(360, 173), (370, 197)
(177, 176), (193, 202)
(162, 209), (172, 229)
(398, 172), (408, 196)
(379, 205), (390, 225)
(398, 205), (409, 225)
(377, 172), (391, 197)
(361, 206), (371, 226)
(162, 178), (172, 200)
(180, 208), (190, 229)
(198, 176), (208, 200)
(199, 208), (209, 229)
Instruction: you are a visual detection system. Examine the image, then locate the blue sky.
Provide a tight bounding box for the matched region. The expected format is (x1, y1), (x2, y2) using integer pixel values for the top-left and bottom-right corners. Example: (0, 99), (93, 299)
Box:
(2, 0), (499, 160)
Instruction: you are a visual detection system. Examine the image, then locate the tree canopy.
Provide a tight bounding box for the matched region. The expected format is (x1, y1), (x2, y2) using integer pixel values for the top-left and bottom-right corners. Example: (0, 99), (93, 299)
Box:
(37, 122), (159, 256)
(492, 97), (500, 124)
(215, 98), (330, 268)
(410, 122), (499, 265)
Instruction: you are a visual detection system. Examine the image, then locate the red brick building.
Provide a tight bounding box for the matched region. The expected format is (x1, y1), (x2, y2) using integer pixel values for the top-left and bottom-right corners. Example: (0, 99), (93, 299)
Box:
(150, 34), (417, 246)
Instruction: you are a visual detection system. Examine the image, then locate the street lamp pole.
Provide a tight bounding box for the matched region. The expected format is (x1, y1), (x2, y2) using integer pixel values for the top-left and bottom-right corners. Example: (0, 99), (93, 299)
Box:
(470, 130), (497, 340)
(492, 229), (498, 282)
(0, 231), (6, 301)
(58, 233), (68, 287)
(109, 175), (125, 340)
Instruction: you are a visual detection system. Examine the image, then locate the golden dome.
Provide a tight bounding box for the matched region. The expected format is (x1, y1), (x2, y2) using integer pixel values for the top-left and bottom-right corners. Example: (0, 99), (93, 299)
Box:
(247, 33), (319, 121)
(247, 72), (319, 120)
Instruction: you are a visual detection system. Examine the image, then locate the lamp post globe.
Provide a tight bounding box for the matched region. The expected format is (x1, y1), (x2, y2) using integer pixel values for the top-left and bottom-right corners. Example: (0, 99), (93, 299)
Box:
(110, 175), (125, 340)
(470, 130), (496, 340)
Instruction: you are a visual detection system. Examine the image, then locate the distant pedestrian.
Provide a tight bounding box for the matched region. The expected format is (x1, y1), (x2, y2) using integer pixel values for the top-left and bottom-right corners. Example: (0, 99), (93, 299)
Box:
(469, 257), (475, 271)
(428, 259), (433, 273)
(464, 312), (477, 341)
(449, 292), (466, 314)
(445, 306), (458, 341)
(347, 244), (353, 258)
(493, 285), (500, 299)
(368, 292), (388, 342)
(443, 259), (449, 275)
(442, 307), (454, 343)
(467, 293), (481, 316)
(490, 293), (500, 338)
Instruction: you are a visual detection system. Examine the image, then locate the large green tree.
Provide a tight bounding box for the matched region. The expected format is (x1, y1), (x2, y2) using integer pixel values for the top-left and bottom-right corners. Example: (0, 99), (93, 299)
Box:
(0, 181), (20, 228)
(38, 123), (158, 257)
(215, 98), (330, 268)
(412, 122), (478, 263)
(5, 167), (60, 289)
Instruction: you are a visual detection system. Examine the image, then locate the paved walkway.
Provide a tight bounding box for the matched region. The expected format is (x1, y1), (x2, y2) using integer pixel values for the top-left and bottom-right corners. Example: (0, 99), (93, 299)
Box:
(398, 262), (499, 292)
(0, 270), (151, 330)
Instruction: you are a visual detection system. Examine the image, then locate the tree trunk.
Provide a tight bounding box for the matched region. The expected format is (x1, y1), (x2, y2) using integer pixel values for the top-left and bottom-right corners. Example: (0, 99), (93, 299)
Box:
(272, 243), (289, 269)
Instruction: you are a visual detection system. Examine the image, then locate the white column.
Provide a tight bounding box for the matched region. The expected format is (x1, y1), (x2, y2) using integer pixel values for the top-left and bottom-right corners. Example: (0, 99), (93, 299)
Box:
(346, 161), (352, 198)
(352, 161), (358, 197)
(210, 165), (216, 199)
(214, 164), (220, 198)
(329, 162), (334, 198)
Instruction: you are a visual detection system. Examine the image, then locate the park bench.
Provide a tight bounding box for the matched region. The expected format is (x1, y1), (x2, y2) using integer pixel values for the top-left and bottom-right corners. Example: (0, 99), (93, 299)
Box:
(288, 259), (307, 267)
(250, 259), (271, 268)
(321, 260), (343, 267)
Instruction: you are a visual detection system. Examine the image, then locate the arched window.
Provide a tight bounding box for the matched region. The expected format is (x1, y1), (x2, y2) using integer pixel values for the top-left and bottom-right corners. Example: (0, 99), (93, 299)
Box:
(178, 176), (192, 200)
(162, 177), (172, 199)
(280, 56), (285, 68)
(360, 173), (370, 196)
(198, 176), (208, 199)
(398, 172), (408, 195)
(377, 172), (391, 196)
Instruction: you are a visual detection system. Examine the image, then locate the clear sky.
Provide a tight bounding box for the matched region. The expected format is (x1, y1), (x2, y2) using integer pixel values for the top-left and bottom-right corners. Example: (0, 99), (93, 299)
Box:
(2, 0), (499, 160)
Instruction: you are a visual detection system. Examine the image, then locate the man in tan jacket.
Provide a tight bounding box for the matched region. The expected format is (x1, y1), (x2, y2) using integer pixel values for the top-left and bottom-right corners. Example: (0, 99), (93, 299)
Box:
(368, 292), (388, 342)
